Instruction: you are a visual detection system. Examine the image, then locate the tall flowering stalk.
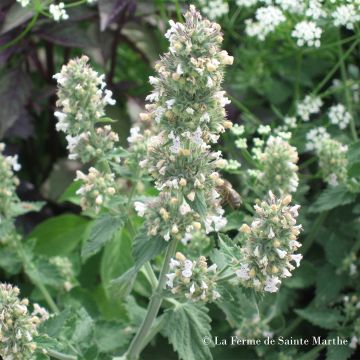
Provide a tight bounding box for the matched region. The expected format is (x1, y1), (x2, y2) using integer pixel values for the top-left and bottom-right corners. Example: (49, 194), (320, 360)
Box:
(53, 56), (119, 215)
(127, 6), (233, 358)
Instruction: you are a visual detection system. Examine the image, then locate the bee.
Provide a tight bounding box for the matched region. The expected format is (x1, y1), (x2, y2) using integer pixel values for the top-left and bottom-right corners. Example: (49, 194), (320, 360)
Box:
(217, 179), (242, 209)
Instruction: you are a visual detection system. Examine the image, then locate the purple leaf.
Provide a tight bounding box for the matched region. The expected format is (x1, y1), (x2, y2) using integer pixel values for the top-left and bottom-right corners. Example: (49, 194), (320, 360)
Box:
(0, 68), (31, 137)
(98, 0), (136, 31)
(37, 23), (97, 48)
(1, 2), (33, 35)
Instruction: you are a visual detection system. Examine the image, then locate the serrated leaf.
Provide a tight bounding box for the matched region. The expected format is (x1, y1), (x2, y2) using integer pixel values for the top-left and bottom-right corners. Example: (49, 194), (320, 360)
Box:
(132, 228), (168, 269)
(109, 266), (138, 298)
(315, 264), (347, 306)
(326, 334), (355, 360)
(94, 321), (132, 352)
(81, 214), (124, 261)
(191, 191), (207, 219)
(223, 211), (245, 231)
(295, 306), (343, 330)
(163, 303), (213, 360)
(309, 185), (356, 213)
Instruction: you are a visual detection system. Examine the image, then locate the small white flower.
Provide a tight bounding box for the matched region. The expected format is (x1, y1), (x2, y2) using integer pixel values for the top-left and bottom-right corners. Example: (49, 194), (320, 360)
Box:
(49, 2), (69, 22)
(264, 276), (281, 293)
(236, 264), (251, 280)
(179, 200), (192, 215)
(328, 103), (352, 130)
(292, 21), (322, 48)
(182, 269), (192, 278)
(291, 253), (302, 267)
(276, 249), (287, 259)
(134, 202), (146, 217)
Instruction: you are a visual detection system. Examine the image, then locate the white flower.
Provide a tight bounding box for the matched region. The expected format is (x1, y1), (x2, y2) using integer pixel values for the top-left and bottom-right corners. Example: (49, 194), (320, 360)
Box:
(297, 95), (323, 121)
(328, 103), (352, 130)
(292, 21), (322, 48)
(6, 155), (21, 172)
(349, 336), (358, 349)
(179, 200), (192, 215)
(54, 111), (68, 132)
(236, 264), (251, 280)
(127, 126), (143, 144)
(169, 259), (180, 270)
(284, 116), (297, 129)
(166, 273), (176, 288)
(276, 249), (287, 259)
(332, 4), (360, 30)
(264, 276), (281, 293)
(49, 2), (69, 22)
(245, 6), (285, 41)
(236, 0), (258, 7)
(190, 283), (196, 294)
(182, 269), (193, 278)
(134, 202), (146, 217)
(305, 127), (329, 151)
(291, 253), (302, 267)
(258, 125), (271, 135)
(103, 89), (116, 105)
(17, 0), (31, 7)
(198, 0), (229, 20)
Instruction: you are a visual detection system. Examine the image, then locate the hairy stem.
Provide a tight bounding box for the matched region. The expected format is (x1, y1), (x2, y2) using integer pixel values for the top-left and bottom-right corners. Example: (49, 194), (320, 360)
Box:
(126, 238), (178, 359)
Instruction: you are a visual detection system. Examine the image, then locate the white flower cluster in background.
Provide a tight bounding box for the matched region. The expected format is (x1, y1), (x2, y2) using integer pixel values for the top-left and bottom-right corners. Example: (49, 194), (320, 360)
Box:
(252, 135), (299, 194)
(134, 6), (234, 244)
(305, 127), (330, 151)
(245, 6), (285, 40)
(296, 95), (323, 121)
(235, 192), (302, 293)
(198, 0), (229, 20)
(328, 103), (352, 130)
(49, 3), (68, 22)
(238, 0), (360, 47)
(0, 283), (49, 359)
(166, 252), (220, 302)
(291, 21), (322, 47)
(332, 4), (360, 30)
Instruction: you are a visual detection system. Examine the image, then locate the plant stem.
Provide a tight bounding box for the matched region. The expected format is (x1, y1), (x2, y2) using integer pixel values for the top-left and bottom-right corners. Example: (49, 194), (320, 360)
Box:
(337, 31), (358, 141)
(143, 262), (158, 289)
(313, 38), (359, 95)
(139, 315), (167, 353)
(0, 12), (39, 50)
(47, 349), (77, 360)
(15, 238), (60, 314)
(126, 238), (178, 360)
(217, 272), (236, 283)
(301, 212), (328, 255)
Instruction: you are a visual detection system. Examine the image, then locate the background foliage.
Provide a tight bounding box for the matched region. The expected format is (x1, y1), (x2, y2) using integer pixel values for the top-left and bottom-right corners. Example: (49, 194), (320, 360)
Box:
(1, 0), (360, 359)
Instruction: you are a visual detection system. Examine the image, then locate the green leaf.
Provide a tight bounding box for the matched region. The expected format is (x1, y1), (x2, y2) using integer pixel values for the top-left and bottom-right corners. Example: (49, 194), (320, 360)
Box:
(132, 228), (168, 269)
(163, 303), (213, 360)
(284, 261), (317, 289)
(0, 247), (22, 275)
(10, 201), (45, 216)
(192, 191), (207, 219)
(30, 214), (90, 256)
(81, 214), (124, 261)
(109, 266), (138, 298)
(223, 211), (245, 232)
(326, 334), (355, 360)
(315, 264), (347, 306)
(25, 257), (63, 288)
(101, 229), (134, 298)
(1, 3), (33, 34)
(295, 306), (343, 330)
(309, 185), (356, 213)
(58, 181), (81, 205)
(94, 321), (132, 352)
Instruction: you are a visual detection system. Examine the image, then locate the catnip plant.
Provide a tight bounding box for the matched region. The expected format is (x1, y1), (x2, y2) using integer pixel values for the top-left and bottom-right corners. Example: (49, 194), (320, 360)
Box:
(52, 6), (302, 360)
